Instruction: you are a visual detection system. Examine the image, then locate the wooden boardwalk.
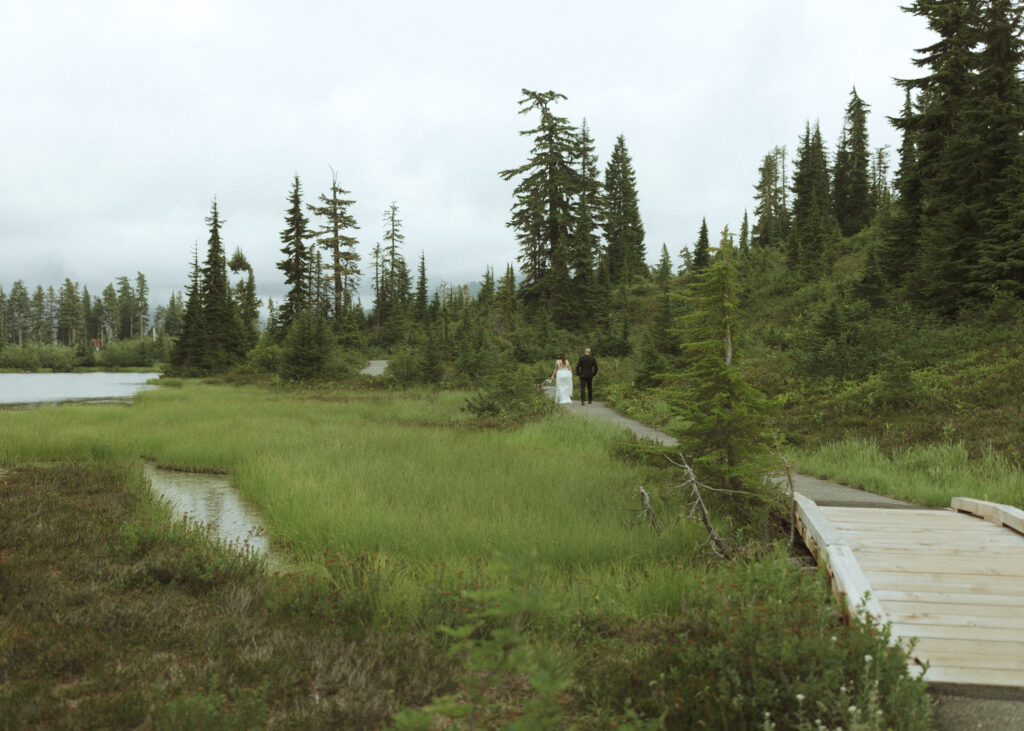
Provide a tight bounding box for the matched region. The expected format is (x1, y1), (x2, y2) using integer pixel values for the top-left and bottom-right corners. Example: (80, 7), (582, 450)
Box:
(795, 494), (1024, 688)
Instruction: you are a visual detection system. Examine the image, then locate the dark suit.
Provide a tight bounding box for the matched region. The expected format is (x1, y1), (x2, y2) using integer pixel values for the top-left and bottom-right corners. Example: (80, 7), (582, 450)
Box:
(575, 353), (598, 404)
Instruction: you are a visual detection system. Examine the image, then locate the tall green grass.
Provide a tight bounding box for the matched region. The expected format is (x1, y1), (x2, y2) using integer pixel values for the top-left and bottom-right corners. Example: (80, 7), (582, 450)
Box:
(0, 382), (702, 618)
(795, 437), (1024, 508)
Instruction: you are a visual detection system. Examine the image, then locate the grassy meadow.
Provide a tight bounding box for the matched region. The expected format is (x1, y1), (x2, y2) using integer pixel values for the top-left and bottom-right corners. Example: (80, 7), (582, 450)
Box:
(0, 379), (934, 728)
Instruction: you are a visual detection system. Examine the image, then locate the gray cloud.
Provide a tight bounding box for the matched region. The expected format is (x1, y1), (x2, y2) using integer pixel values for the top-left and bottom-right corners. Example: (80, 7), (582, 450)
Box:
(1, 0), (934, 310)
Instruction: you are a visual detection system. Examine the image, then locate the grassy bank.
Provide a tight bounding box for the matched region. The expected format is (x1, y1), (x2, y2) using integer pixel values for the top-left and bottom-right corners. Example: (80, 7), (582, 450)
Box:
(0, 382), (934, 727)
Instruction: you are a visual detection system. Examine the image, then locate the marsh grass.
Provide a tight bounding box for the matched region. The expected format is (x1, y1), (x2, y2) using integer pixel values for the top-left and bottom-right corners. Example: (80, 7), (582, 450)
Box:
(0, 382), (934, 727)
(0, 382), (699, 621)
(795, 438), (1024, 508)
(0, 461), (456, 729)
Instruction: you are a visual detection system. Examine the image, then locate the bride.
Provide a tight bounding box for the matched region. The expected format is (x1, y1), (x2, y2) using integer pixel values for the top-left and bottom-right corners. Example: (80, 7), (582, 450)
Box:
(551, 353), (573, 404)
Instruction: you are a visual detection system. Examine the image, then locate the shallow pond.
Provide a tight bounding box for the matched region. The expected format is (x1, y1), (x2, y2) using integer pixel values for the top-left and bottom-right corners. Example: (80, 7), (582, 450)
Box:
(0, 372), (161, 406)
(144, 464), (287, 569)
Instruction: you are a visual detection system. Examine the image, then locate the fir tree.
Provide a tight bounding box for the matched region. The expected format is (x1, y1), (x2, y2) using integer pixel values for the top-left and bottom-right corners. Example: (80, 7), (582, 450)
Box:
(833, 87), (872, 236)
(199, 199), (244, 369)
(277, 175), (313, 335)
(973, 0), (1024, 295)
(692, 218), (711, 271)
(662, 226), (778, 524)
(739, 210), (750, 254)
(169, 246), (204, 373)
(655, 243), (673, 285)
(308, 170), (360, 323)
(751, 151), (785, 248)
(603, 134), (647, 282)
(414, 252), (429, 323)
(499, 89), (583, 315)
(897, 0), (984, 313)
(789, 122), (838, 274)
(881, 90), (923, 286)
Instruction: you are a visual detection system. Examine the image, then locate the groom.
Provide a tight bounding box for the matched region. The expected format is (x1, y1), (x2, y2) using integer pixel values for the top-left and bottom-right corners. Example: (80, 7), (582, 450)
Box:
(575, 348), (598, 405)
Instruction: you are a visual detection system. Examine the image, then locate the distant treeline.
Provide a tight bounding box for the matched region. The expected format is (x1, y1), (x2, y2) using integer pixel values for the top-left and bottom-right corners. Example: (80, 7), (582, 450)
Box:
(0, 273), (185, 348)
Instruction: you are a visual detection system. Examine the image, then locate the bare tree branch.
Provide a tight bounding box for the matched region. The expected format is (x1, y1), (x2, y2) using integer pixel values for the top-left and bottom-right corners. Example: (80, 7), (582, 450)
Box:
(636, 486), (662, 534)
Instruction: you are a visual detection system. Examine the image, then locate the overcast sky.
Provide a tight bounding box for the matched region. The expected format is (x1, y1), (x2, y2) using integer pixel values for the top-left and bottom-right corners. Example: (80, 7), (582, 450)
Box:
(1, 0), (935, 311)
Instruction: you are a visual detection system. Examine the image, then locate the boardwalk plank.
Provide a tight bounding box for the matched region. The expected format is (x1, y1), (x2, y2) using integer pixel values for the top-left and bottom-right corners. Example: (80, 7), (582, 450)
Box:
(892, 622), (1024, 642)
(800, 499), (1024, 688)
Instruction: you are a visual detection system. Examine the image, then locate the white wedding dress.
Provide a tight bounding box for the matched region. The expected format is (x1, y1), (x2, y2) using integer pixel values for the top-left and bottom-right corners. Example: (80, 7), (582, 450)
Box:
(554, 363), (573, 404)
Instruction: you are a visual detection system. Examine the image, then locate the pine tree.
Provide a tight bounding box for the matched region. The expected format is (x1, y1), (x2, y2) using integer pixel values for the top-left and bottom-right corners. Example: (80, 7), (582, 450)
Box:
(833, 87), (872, 236)
(571, 119), (603, 286)
(692, 218), (711, 271)
(308, 170), (360, 323)
(115, 276), (135, 340)
(277, 175), (312, 335)
(499, 89), (583, 315)
(603, 134), (647, 282)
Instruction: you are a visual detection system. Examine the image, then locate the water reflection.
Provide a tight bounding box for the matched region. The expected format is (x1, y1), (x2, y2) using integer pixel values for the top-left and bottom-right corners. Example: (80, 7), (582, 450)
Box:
(0, 372), (160, 406)
(144, 463), (286, 569)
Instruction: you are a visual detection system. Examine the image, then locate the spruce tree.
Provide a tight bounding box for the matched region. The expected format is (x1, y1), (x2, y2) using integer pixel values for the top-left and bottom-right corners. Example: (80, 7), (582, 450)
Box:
(6, 281), (30, 345)
(973, 0), (1024, 295)
(199, 199), (243, 369)
(898, 0), (984, 313)
(115, 277), (135, 340)
(790, 122), (838, 274)
(277, 175), (312, 336)
(739, 210), (750, 254)
(654, 243), (673, 285)
(833, 87), (872, 236)
(571, 120), (603, 288)
(692, 217), (711, 271)
(56, 279), (81, 346)
(169, 246), (204, 373)
(661, 226), (778, 523)
(410, 252), (428, 323)
(751, 152), (784, 248)
(603, 134), (647, 282)
(881, 90), (923, 286)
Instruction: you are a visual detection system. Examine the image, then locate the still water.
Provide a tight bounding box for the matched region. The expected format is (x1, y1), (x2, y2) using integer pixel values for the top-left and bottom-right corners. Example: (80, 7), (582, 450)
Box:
(0, 372), (161, 406)
(144, 464), (286, 569)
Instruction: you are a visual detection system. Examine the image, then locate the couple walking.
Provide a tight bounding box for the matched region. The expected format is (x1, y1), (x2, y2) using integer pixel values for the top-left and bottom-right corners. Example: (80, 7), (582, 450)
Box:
(551, 348), (598, 406)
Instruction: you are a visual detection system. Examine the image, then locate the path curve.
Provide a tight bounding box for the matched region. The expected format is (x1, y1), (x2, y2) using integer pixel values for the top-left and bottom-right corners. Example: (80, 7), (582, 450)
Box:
(359, 360), (388, 376)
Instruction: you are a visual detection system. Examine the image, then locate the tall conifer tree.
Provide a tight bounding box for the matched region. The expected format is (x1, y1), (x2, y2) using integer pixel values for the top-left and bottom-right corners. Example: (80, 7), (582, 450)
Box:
(833, 87), (872, 236)
(603, 135), (647, 282)
(277, 175), (312, 336)
(308, 170), (360, 323)
(499, 89), (583, 316)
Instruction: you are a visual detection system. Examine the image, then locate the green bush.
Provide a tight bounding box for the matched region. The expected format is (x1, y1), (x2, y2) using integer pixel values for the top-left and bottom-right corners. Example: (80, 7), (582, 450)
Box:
(576, 555), (932, 729)
(279, 312), (333, 382)
(96, 337), (170, 368)
(0, 343), (78, 371)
